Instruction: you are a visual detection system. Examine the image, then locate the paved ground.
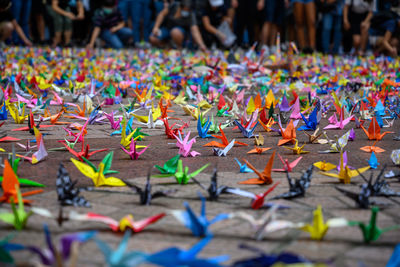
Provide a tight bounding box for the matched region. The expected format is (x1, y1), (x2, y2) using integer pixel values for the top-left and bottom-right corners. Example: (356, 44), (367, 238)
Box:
(2, 99), (400, 266)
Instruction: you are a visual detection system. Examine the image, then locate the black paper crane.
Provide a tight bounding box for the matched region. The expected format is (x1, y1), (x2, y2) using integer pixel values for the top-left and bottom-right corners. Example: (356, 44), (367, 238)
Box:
(337, 166), (398, 209)
(122, 171), (176, 205)
(271, 164), (314, 200)
(56, 163), (91, 207)
(192, 167), (238, 201)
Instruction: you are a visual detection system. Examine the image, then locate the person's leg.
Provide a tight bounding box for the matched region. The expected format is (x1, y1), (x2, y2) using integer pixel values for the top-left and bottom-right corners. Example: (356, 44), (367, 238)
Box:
(101, 29), (124, 49)
(118, 0), (129, 21)
(293, 2), (305, 50)
(332, 14), (342, 54)
(304, 0), (316, 49)
(353, 34), (361, 51)
(235, 0), (246, 46)
(321, 13), (333, 53)
(170, 27), (185, 48)
(141, 0), (152, 42)
(11, 0), (21, 43)
(131, 0), (141, 43)
(63, 10), (73, 45)
(20, 0), (32, 39)
(46, 5), (62, 46)
(0, 22), (14, 42)
(115, 27), (133, 45)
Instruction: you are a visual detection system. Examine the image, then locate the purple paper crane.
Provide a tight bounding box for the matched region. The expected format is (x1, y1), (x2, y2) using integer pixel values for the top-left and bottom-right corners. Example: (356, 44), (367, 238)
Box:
(174, 131), (200, 158)
(120, 139), (149, 160)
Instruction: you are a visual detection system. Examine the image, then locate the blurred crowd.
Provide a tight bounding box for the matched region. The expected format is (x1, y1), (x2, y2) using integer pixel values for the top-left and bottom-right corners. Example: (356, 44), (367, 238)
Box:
(0, 0), (399, 56)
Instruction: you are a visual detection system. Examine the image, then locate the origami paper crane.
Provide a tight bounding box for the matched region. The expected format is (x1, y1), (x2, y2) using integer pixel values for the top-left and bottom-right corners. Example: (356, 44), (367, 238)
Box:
(82, 151), (119, 175)
(197, 115), (213, 138)
(247, 146), (271, 155)
(163, 118), (187, 139)
(153, 160), (209, 185)
(12, 111), (54, 132)
(121, 140), (149, 160)
(283, 139), (309, 155)
(122, 173), (176, 205)
(233, 244), (311, 266)
(146, 236), (229, 267)
(0, 187), (33, 230)
(258, 117), (275, 132)
(192, 167), (242, 201)
(121, 124), (148, 148)
(299, 205), (348, 240)
(104, 111), (122, 129)
(313, 160), (336, 171)
(208, 115), (229, 134)
(234, 119), (259, 138)
(349, 207), (400, 243)
(227, 182), (281, 210)
(0, 235), (25, 264)
(319, 130), (350, 153)
(272, 165), (314, 199)
(16, 127), (48, 164)
(16, 140), (36, 152)
(8, 102), (27, 124)
(213, 139), (235, 157)
(70, 210), (165, 232)
(277, 120), (296, 146)
(0, 150), (43, 187)
(290, 97), (302, 120)
(0, 104), (7, 120)
(368, 152), (379, 169)
(298, 106), (318, 131)
(239, 151), (275, 185)
(360, 140), (385, 153)
(320, 151), (370, 184)
(272, 154), (302, 172)
(25, 224), (96, 266)
(254, 134), (264, 146)
(0, 159), (43, 204)
(56, 163), (91, 207)
(324, 107), (353, 130)
(136, 108), (164, 129)
(174, 131), (199, 157)
(63, 136), (108, 162)
(361, 117), (393, 140)
(71, 158), (125, 187)
(232, 205), (296, 240)
(234, 158), (254, 173)
(154, 155), (180, 174)
(171, 192), (230, 236)
(358, 166), (400, 197)
(204, 126), (247, 148)
(95, 230), (147, 267)
(386, 243), (400, 267)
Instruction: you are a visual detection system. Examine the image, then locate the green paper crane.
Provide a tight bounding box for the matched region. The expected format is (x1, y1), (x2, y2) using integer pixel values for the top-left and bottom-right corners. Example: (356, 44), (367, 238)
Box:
(154, 155), (180, 174)
(349, 207), (400, 243)
(154, 160), (209, 184)
(82, 151), (119, 175)
(0, 186), (33, 230)
(208, 114), (229, 134)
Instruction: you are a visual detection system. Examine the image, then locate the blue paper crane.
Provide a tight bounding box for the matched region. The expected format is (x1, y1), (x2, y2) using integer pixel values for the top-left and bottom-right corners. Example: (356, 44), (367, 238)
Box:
(298, 106), (318, 131)
(145, 236), (229, 267)
(234, 158), (254, 173)
(171, 192), (230, 236)
(197, 116), (213, 138)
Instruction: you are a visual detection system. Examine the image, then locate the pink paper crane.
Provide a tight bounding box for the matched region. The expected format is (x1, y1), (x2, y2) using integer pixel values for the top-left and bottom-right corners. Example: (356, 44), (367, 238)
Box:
(324, 107), (353, 130)
(173, 131), (200, 158)
(272, 153), (302, 172)
(104, 111), (122, 130)
(120, 140), (149, 160)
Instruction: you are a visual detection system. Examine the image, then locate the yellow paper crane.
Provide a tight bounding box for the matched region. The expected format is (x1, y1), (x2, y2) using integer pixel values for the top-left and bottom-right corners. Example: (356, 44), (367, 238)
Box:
(70, 158), (125, 187)
(283, 139), (309, 155)
(131, 105), (161, 123)
(8, 102), (27, 124)
(313, 161), (336, 171)
(319, 151), (370, 184)
(300, 205), (348, 240)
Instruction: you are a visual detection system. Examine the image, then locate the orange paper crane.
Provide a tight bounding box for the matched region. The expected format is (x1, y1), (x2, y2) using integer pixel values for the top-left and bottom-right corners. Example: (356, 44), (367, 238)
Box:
(0, 160), (43, 204)
(360, 140), (385, 153)
(277, 120), (296, 146)
(239, 151), (276, 185)
(258, 118), (275, 132)
(247, 146), (271, 154)
(204, 126), (248, 148)
(361, 117), (393, 140)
